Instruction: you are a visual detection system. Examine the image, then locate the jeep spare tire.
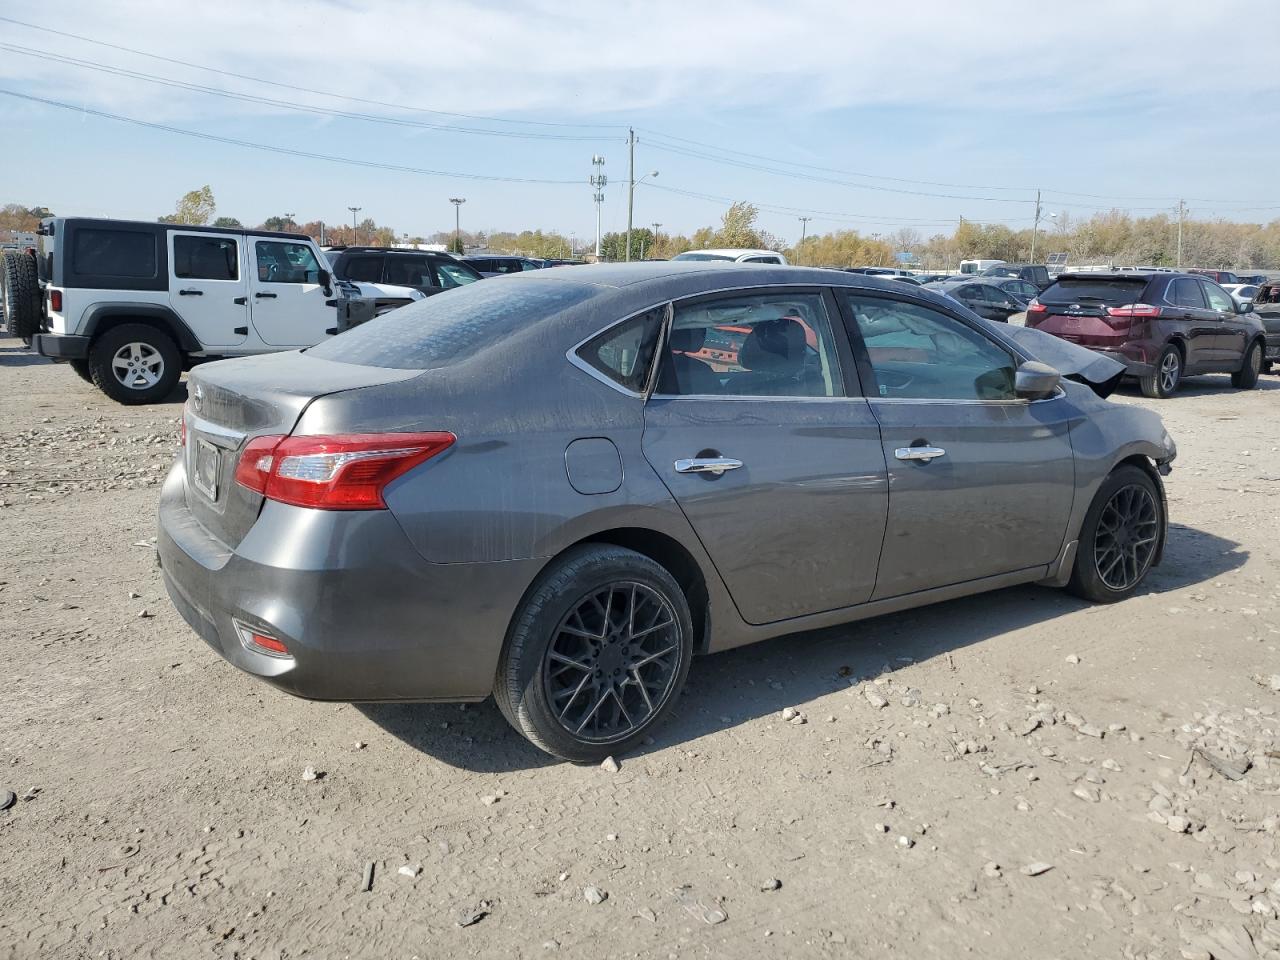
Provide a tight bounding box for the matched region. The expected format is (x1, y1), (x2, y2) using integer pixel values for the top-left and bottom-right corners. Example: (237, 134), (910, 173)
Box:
(1, 250), (41, 342)
(88, 323), (182, 405)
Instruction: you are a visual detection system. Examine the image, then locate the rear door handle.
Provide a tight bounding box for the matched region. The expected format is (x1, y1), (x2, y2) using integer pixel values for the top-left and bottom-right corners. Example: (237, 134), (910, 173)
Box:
(255, 292), (278, 299)
(178, 288), (203, 296)
(895, 445), (946, 462)
(674, 457), (743, 476)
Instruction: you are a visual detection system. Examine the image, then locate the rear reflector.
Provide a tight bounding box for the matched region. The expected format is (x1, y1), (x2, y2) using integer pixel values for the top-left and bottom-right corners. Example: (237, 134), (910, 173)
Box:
(234, 619), (291, 658)
(234, 432), (455, 510)
(49, 289), (62, 312)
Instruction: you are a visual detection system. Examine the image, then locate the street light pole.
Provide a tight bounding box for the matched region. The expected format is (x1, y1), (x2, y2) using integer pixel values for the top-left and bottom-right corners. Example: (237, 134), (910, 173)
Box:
(626, 164), (659, 263)
(450, 198), (466, 254)
(1176, 199), (1187, 267)
(625, 129), (635, 262)
(347, 206), (361, 232)
(1030, 189), (1042, 263)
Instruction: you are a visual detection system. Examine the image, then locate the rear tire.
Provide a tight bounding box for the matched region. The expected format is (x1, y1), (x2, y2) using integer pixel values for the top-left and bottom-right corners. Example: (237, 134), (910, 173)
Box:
(1231, 340), (1262, 389)
(1, 251), (41, 340)
(1139, 344), (1181, 399)
(87, 323), (182, 405)
(1067, 464), (1163, 604)
(495, 544), (694, 763)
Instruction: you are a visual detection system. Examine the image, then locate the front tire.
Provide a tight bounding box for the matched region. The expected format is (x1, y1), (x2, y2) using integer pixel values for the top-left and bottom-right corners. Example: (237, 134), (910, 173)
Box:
(68, 358), (93, 383)
(1067, 464), (1163, 604)
(1139, 344), (1182, 399)
(88, 323), (182, 405)
(1231, 340), (1262, 389)
(495, 545), (694, 763)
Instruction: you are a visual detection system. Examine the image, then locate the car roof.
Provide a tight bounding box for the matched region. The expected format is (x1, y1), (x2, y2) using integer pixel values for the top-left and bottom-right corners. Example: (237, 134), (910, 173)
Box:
(43, 216), (308, 241)
(674, 248), (781, 258)
(1053, 271), (1164, 282)
(487, 260), (919, 292)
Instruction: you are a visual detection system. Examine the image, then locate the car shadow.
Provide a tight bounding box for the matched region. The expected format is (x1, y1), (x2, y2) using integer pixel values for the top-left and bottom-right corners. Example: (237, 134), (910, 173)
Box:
(1112, 372), (1280, 398)
(0, 343), (51, 367)
(357, 522), (1246, 773)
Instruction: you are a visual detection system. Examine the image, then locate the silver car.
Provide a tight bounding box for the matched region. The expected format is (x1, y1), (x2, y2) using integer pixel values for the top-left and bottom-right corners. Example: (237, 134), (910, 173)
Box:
(158, 264), (1176, 762)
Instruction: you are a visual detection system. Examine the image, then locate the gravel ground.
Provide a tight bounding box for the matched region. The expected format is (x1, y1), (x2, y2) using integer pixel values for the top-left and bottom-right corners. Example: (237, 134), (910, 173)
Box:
(1, 335), (1278, 960)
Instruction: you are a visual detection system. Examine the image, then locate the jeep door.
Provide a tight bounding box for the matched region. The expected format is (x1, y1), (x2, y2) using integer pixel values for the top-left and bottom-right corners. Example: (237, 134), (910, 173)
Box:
(248, 239), (333, 347)
(167, 231), (248, 347)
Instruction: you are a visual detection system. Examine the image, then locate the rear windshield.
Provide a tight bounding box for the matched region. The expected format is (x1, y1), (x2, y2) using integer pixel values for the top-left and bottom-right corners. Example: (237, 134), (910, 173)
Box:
(1039, 277), (1149, 305)
(306, 278), (598, 369)
(672, 253), (734, 262)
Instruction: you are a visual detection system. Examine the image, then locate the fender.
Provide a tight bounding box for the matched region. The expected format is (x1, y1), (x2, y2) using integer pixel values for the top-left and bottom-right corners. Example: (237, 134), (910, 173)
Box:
(78, 302), (202, 353)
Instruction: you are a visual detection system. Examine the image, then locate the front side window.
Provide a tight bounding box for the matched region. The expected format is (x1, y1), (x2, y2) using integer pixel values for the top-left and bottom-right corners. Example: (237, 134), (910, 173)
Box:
(173, 235), (238, 281)
(1202, 282), (1234, 312)
(1169, 277), (1206, 309)
(656, 292), (843, 398)
(384, 256), (433, 286)
(576, 307), (665, 392)
(433, 261), (480, 289)
(72, 228), (157, 279)
(256, 242), (322, 284)
(843, 294), (1018, 401)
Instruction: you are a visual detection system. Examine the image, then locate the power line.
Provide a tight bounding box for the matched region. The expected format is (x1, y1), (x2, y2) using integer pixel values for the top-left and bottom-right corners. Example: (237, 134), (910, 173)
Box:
(0, 41), (620, 143)
(0, 88), (584, 184)
(0, 13), (627, 132)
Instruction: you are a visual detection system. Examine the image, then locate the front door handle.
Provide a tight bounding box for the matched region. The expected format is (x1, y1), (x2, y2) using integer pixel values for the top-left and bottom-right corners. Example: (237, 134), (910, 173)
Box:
(233, 296), (247, 305)
(895, 445), (947, 462)
(255, 291), (278, 299)
(178, 288), (203, 296)
(675, 457), (743, 476)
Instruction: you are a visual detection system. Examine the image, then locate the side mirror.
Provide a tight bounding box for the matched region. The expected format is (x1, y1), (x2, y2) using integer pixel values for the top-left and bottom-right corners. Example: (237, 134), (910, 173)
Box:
(1015, 360), (1061, 399)
(318, 268), (333, 296)
(1237, 301), (1254, 314)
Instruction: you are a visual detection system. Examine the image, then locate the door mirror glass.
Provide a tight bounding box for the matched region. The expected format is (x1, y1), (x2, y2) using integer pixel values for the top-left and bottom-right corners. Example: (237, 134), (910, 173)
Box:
(1014, 360), (1061, 399)
(1237, 301), (1254, 314)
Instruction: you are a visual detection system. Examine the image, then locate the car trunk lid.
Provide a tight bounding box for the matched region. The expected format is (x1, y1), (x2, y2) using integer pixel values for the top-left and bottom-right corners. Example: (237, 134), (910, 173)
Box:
(1026, 276), (1153, 345)
(182, 351), (421, 549)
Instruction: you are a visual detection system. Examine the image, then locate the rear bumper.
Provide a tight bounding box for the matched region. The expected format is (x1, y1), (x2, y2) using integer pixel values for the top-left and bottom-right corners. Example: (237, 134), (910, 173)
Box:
(156, 463), (544, 702)
(32, 333), (89, 359)
(1084, 346), (1152, 378)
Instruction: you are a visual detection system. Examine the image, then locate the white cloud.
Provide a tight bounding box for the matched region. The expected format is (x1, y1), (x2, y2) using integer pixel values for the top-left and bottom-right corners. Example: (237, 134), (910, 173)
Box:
(1, 0), (1277, 121)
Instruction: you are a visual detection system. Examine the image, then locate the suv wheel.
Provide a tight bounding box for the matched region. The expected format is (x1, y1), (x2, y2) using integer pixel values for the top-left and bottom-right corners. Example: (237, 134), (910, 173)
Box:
(68, 359), (93, 383)
(1140, 344), (1181, 399)
(495, 545), (694, 763)
(1231, 340), (1262, 390)
(88, 323), (182, 405)
(1, 250), (41, 341)
(1067, 464), (1163, 604)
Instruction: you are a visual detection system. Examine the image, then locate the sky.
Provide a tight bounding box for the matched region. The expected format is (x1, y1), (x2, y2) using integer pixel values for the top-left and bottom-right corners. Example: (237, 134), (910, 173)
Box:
(2, 0), (1280, 249)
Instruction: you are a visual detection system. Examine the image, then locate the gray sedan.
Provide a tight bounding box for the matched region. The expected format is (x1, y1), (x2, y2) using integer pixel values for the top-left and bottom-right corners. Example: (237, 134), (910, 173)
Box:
(159, 264), (1176, 762)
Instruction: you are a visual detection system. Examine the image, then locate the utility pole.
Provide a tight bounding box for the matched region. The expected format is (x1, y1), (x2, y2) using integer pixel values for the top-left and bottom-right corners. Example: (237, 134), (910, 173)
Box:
(590, 155), (606, 259)
(798, 216), (812, 264)
(1030, 190), (1042, 263)
(450, 198), (466, 254)
(1176, 199), (1187, 267)
(625, 128), (635, 262)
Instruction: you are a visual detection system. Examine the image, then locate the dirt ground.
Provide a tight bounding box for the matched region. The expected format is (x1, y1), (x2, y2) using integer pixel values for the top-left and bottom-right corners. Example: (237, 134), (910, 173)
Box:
(1, 334), (1278, 960)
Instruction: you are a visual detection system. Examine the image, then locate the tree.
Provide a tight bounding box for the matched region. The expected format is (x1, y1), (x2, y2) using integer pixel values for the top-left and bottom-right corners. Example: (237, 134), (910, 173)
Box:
(212, 216), (243, 229)
(449, 235), (465, 254)
(0, 203), (52, 231)
(599, 228), (654, 261)
(715, 202), (762, 248)
(160, 185), (216, 225)
(260, 215), (297, 233)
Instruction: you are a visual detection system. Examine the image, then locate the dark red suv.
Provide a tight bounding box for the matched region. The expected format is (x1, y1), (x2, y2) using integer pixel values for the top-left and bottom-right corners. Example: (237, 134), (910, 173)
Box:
(1025, 272), (1266, 398)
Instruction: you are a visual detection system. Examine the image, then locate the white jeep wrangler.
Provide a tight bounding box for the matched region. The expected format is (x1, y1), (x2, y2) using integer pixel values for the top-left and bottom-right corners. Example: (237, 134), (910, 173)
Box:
(26, 217), (373, 404)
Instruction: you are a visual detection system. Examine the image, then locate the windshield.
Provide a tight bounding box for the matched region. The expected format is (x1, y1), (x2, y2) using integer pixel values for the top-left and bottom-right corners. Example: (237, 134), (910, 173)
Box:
(672, 252), (734, 262)
(307, 278), (598, 369)
(1039, 277), (1149, 304)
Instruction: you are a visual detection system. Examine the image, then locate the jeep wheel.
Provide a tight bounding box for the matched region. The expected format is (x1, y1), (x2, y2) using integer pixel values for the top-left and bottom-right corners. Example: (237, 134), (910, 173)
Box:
(1231, 340), (1262, 390)
(1, 250), (41, 341)
(1139, 344), (1182, 399)
(88, 324), (182, 405)
(69, 359), (93, 383)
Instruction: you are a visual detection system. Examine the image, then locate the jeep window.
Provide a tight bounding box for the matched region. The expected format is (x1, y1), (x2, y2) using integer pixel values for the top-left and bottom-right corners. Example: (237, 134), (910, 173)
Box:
(72, 228), (157, 279)
(256, 242), (322, 284)
(341, 255), (382, 283)
(174, 236), (238, 281)
(384, 256), (434, 287)
(433, 261), (481, 289)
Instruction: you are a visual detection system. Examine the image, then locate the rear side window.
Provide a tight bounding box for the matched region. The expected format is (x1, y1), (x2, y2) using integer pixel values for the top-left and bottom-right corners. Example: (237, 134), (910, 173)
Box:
(384, 256), (433, 286)
(1040, 278), (1150, 305)
(1169, 278), (1205, 309)
(72, 228), (156, 279)
(576, 307), (665, 393)
(307, 278), (598, 369)
(173, 236), (238, 281)
(343, 255), (383, 282)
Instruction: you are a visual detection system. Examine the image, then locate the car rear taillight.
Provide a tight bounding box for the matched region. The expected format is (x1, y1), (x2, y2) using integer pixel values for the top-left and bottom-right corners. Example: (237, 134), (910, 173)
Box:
(49, 289), (62, 312)
(1027, 299), (1047, 313)
(1106, 304), (1161, 318)
(234, 433), (455, 510)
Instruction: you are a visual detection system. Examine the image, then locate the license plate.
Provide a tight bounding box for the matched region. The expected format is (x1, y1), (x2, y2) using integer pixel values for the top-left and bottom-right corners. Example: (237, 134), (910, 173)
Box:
(193, 438), (220, 501)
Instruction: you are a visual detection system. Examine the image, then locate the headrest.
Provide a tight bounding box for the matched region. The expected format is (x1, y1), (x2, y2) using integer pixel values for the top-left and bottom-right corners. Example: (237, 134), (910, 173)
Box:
(669, 327), (707, 352)
(738, 318), (805, 376)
